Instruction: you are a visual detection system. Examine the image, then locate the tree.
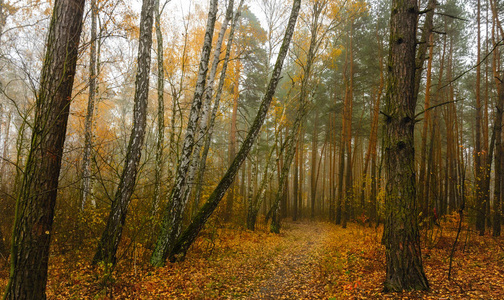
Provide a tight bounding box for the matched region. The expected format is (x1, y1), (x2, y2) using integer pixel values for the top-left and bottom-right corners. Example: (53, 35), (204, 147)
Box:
(382, 0), (429, 292)
(3, 0), (86, 298)
(92, 0), (155, 266)
(81, 0), (99, 210)
(192, 0), (244, 215)
(475, 0), (486, 236)
(0, 221), (7, 262)
(167, 0), (301, 263)
(188, 0), (235, 222)
(151, 0), (166, 218)
(491, 0), (504, 237)
(151, 0), (219, 266)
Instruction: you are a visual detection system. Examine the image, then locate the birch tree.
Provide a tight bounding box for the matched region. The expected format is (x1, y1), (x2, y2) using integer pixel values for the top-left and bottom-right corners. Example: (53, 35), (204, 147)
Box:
(81, 0), (99, 209)
(151, 0), (219, 266)
(92, 0), (155, 266)
(167, 0), (301, 263)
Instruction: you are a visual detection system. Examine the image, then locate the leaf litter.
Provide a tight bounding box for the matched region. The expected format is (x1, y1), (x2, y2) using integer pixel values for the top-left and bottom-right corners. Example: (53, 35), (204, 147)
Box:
(1, 214), (503, 299)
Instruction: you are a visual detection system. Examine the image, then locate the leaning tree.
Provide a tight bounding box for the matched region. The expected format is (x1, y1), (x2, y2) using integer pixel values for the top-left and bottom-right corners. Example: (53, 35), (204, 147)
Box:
(3, 0), (86, 298)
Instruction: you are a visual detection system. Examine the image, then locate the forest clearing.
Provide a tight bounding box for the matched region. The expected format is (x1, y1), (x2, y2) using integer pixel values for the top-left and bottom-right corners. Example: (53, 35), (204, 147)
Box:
(1, 219), (503, 299)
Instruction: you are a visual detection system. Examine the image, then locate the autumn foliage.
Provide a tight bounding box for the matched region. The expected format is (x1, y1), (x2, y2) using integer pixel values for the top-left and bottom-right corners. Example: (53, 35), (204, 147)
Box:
(0, 216), (502, 299)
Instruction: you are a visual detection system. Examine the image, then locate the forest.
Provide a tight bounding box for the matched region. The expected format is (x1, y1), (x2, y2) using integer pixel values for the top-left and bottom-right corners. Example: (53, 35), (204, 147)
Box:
(1, 0), (504, 298)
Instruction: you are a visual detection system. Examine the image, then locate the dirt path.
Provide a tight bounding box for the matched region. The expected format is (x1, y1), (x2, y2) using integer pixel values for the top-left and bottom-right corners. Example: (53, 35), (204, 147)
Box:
(34, 221), (377, 299)
(247, 222), (331, 299)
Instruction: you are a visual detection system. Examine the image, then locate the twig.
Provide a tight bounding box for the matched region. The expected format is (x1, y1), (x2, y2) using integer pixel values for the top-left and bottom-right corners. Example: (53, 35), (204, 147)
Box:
(438, 40), (503, 90)
(414, 100), (459, 119)
(448, 208), (464, 280)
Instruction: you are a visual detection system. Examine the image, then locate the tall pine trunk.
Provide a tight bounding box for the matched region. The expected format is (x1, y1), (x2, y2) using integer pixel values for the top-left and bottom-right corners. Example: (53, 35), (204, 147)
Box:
(475, 0), (486, 236)
(310, 111), (318, 219)
(4, 0), (86, 298)
(226, 66), (240, 221)
(293, 142), (300, 221)
(382, 0), (429, 291)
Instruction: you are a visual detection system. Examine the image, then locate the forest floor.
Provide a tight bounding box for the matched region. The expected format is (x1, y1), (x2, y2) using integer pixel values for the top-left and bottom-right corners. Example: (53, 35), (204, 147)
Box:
(1, 215), (504, 299)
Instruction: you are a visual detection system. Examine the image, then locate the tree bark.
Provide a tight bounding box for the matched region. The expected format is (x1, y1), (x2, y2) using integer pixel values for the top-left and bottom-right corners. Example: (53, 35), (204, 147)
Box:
(382, 0), (429, 292)
(151, 0), (224, 266)
(272, 0), (323, 231)
(226, 65), (240, 222)
(246, 140), (277, 230)
(491, 0), (503, 237)
(81, 0), (99, 210)
(271, 106), (307, 233)
(168, 0), (301, 262)
(151, 0), (166, 219)
(192, 0), (243, 215)
(342, 23), (354, 228)
(310, 110), (318, 219)
(475, 0), (486, 236)
(492, 81), (503, 236)
(182, 0), (234, 219)
(0, 111), (11, 188)
(0, 226), (7, 262)
(92, 0), (154, 266)
(3, 0), (86, 298)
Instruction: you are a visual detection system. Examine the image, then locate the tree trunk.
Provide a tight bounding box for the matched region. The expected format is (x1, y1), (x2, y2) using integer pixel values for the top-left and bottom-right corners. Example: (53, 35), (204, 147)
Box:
(489, 0), (504, 237)
(0, 225), (7, 262)
(184, 0), (234, 218)
(152, 0), (166, 218)
(226, 65), (240, 222)
(382, 0), (429, 292)
(3, 0), (85, 298)
(247, 141), (276, 230)
(342, 24), (354, 228)
(293, 143), (299, 221)
(310, 110), (318, 219)
(475, 0), (486, 236)
(81, 0), (99, 210)
(92, 0), (154, 266)
(271, 105), (307, 233)
(168, 0), (300, 262)
(272, 0), (323, 230)
(336, 129), (345, 225)
(192, 0), (244, 214)
(299, 128), (305, 219)
(329, 114), (336, 222)
(492, 81), (502, 236)
(151, 0), (219, 266)
(0, 111), (11, 188)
